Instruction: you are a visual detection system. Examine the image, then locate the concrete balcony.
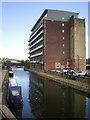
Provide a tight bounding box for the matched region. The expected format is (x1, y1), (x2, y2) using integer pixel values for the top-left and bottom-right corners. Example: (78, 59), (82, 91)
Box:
(30, 45), (43, 53)
(30, 30), (43, 44)
(30, 52), (43, 58)
(30, 24), (43, 39)
(30, 37), (43, 48)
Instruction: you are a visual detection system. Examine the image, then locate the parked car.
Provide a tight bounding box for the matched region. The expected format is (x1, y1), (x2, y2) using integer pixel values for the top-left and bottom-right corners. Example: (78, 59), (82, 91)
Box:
(85, 71), (90, 77)
(50, 69), (56, 72)
(56, 70), (61, 73)
(67, 70), (74, 75)
(73, 71), (86, 76)
(59, 69), (68, 73)
(67, 68), (74, 71)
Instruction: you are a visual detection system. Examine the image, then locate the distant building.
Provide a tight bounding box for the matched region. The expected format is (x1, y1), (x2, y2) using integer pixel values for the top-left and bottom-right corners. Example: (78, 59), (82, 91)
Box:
(28, 9), (86, 71)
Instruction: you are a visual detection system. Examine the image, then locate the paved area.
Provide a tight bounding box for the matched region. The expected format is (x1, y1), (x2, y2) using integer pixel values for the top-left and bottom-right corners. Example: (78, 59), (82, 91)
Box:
(0, 69), (7, 105)
(0, 68), (17, 119)
(0, 69), (7, 120)
(0, 105), (17, 120)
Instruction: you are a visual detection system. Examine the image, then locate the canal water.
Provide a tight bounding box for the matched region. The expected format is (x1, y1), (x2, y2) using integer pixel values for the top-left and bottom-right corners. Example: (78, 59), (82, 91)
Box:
(9, 68), (90, 119)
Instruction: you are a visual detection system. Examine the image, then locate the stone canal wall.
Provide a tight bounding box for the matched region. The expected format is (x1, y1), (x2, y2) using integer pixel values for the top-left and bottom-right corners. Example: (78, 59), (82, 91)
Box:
(25, 68), (90, 94)
(0, 68), (17, 120)
(2, 70), (9, 105)
(45, 70), (90, 85)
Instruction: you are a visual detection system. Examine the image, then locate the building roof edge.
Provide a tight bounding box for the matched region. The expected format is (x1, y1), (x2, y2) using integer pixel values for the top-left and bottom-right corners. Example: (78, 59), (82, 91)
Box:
(31, 9), (48, 31)
(31, 9), (79, 32)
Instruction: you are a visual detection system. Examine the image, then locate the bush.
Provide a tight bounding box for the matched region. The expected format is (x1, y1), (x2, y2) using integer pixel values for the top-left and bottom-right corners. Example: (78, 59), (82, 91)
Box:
(61, 83), (69, 89)
(2, 60), (11, 66)
(66, 74), (76, 80)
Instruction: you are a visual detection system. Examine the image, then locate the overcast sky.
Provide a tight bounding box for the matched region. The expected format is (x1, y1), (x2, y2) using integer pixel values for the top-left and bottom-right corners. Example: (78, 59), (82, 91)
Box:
(0, 1), (89, 60)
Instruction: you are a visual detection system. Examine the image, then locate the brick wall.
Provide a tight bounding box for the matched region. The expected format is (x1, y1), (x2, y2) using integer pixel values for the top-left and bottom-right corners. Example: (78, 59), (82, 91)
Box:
(44, 20), (70, 70)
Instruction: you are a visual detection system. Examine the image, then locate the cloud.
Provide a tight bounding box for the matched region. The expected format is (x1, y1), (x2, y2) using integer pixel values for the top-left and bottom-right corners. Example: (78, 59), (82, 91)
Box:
(0, 44), (29, 60)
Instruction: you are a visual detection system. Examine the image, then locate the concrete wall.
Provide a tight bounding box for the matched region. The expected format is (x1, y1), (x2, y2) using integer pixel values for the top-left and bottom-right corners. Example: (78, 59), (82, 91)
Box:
(0, 68), (17, 119)
(70, 18), (86, 71)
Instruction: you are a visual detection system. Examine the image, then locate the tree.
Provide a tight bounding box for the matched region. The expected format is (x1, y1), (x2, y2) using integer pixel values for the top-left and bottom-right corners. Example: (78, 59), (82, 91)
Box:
(3, 59), (11, 66)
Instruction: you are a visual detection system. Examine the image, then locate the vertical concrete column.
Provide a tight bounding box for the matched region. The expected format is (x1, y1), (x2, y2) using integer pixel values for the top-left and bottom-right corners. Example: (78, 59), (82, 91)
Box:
(70, 19), (86, 71)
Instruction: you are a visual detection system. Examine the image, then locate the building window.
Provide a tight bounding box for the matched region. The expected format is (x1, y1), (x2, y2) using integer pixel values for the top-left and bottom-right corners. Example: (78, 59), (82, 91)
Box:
(62, 23), (64, 26)
(62, 51), (65, 54)
(62, 30), (64, 33)
(62, 44), (64, 47)
(62, 37), (65, 40)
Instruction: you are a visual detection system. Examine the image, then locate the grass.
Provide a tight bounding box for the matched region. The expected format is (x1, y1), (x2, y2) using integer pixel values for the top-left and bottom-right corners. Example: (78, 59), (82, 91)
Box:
(61, 83), (69, 89)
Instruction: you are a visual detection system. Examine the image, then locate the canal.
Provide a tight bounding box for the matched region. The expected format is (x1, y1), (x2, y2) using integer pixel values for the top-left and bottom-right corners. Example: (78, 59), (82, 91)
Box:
(9, 68), (90, 119)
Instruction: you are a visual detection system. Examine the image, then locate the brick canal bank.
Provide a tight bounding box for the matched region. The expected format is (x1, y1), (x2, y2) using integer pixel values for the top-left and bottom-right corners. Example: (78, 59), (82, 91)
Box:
(0, 69), (17, 120)
(25, 68), (90, 95)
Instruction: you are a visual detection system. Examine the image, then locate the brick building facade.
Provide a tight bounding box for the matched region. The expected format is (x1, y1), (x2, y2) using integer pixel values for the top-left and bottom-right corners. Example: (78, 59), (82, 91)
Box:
(28, 9), (86, 71)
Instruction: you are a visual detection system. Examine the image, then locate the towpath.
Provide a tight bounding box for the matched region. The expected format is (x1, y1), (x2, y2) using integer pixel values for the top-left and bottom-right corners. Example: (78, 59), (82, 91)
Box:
(0, 68), (17, 120)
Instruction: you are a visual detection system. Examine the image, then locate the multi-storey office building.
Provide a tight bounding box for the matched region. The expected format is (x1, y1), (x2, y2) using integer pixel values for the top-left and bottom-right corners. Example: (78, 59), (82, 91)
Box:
(28, 9), (86, 71)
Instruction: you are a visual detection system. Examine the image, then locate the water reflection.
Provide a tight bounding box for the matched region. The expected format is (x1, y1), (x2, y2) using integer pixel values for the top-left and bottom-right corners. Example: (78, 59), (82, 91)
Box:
(29, 73), (88, 118)
(9, 106), (22, 120)
(9, 68), (35, 119)
(9, 69), (90, 119)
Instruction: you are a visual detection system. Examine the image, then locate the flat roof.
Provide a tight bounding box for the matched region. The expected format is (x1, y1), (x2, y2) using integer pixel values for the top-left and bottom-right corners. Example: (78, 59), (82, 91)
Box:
(31, 9), (79, 31)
